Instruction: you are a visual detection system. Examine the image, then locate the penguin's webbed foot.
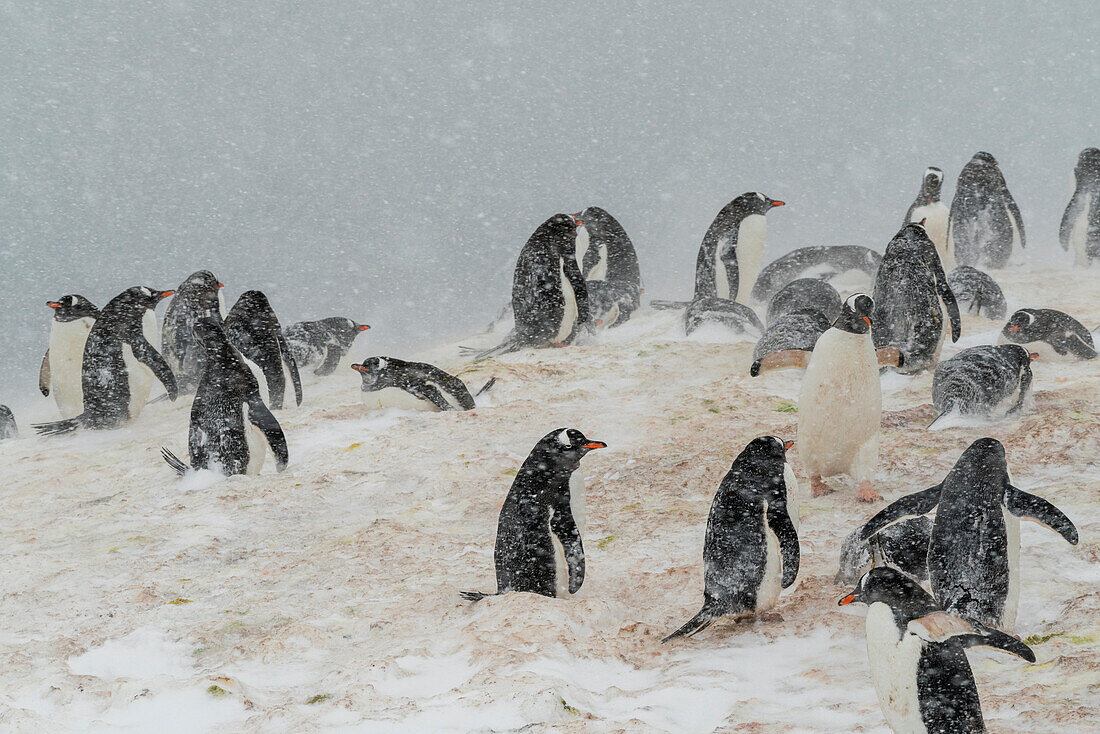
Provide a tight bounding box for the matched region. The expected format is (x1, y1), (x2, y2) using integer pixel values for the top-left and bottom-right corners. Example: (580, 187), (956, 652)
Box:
(856, 481), (883, 503)
(810, 475), (834, 497)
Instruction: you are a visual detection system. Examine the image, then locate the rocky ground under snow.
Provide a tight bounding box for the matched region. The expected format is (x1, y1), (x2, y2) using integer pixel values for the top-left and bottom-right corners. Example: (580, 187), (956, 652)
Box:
(0, 267), (1096, 733)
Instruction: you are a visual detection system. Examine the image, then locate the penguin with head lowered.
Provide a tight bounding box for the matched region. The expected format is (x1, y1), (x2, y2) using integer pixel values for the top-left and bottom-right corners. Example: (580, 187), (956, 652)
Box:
(947, 152), (1025, 269)
(283, 317), (371, 375)
(574, 206), (641, 327)
(460, 428), (605, 601)
(161, 318), (289, 477)
(946, 266), (1007, 320)
(750, 246), (882, 304)
(223, 290), (302, 410)
(352, 356), (495, 411)
(839, 567), (1035, 734)
(663, 436), (800, 642)
(905, 167), (951, 267)
(694, 192), (784, 305)
(860, 438), (1078, 631)
(929, 344), (1036, 427)
(162, 270), (225, 394)
(39, 295), (100, 419)
(1059, 147), (1100, 266)
(34, 286), (178, 434)
(999, 308), (1096, 362)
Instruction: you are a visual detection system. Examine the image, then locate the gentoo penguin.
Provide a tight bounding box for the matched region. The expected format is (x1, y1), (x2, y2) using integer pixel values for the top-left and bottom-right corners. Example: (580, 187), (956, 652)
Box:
(693, 193), (784, 304)
(351, 356), (495, 411)
(161, 318), (289, 477)
(750, 309), (831, 377)
(905, 167), (951, 267)
(460, 428), (605, 601)
(945, 266), (1007, 320)
(39, 295), (100, 418)
(839, 567), (1035, 734)
(750, 246), (882, 303)
(871, 223), (961, 374)
(765, 278), (842, 326)
(1059, 147), (1100, 266)
(574, 206), (641, 326)
(757, 294), (902, 501)
(0, 405), (16, 440)
(947, 152), (1026, 269)
(999, 308), (1096, 362)
(466, 214), (590, 360)
(663, 437), (800, 642)
(34, 287), (178, 434)
(835, 516), (931, 586)
(223, 290), (302, 410)
(684, 297), (764, 336)
(929, 345), (1036, 427)
(161, 270), (225, 394)
(283, 317), (371, 375)
(860, 438), (1078, 631)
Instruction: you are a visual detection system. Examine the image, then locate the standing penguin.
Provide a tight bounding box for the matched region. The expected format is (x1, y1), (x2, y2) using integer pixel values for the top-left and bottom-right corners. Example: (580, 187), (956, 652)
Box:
(0, 405), (16, 440)
(460, 428), (605, 601)
(693, 193), (784, 305)
(1059, 147), (1100, 266)
(757, 294), (901, 501)
(871, 223), (961, 374)
(39, 295), (100, 418)
(223, 290), (302, 410)
(860, 438), (1078, 631)
(34, 287), (178, 434)
(351, 356), (495, 411)
(161, 270), (225, 394)
(574, 206), (641, 326)
(999, 308), (1096, 361)
(161, 318), (289, 477)
(929, 345), (1036, 427)
(839, 567), (1035, 734)
(905, 167), (951, 267)
(663, 437), (800, 642)
(283, 317), (371, 375)
(947, 152), (1026, 269)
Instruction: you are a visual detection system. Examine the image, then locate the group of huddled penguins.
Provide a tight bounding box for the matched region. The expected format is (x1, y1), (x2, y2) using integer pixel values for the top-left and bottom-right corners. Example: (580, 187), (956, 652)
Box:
(0, 149), (1097, 732)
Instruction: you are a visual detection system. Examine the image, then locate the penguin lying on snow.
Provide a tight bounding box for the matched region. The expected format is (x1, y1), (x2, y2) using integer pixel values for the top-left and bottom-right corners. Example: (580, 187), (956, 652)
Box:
(861, 438), (1078, 631)
(871, 222), (961, 374)
(39, 295), (100, 419)
(999, 308), (1096, 361)
(663, 437), (800, 642)
(904, 166), (950, 267)
(765, 278), (841, 326)
(749, 245), (882, 303)
(1059, 147), (1100, 266)
(224, 290), (302, 410)
(683, 297), (763, 337)
(352, 357), (495, 411)
(750, 309), (831, 377)
(34, 287), (178, 434)
(162, 270), (225, 394)
(0, 405), (16, 440)
(835, 516), (931, 586)
(840, 567), (1035, 734)
(948, 151), (1025, 269)
(946, 266), (1007, 320)
(930, 345), (1036, 427)
(283, 317), (371, 375)
(461, 428), (605, 601)
(162, 318), (289, 477)
(574, 206), (641, 327)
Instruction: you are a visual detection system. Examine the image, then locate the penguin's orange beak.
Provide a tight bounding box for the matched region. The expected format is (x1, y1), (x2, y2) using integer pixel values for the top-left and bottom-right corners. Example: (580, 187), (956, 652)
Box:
(351, 363), (367, 372)
(583, 441), (607, 450)
(357, 324), (371, 331)
(574, 219), (585, 227)
(838, 593), (858, 606)
(1029, 353), (1039, 360)
(159, 290), (175, 298)
(862, 316), (872, 327)
(47, 301), (62, 308)
(1009, 325), (1020, 332)
(784, 440), (795, 450)
(771, 200), (785, 207)
(218, 282), (224, 288)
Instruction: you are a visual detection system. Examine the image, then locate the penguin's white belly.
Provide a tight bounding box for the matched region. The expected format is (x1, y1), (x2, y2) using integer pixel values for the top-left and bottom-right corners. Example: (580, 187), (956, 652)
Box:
(714, 236), (731, 300)
(797, 329), (881, 479)
(587, 244), (609, 282)
(569, 470), (586, 536)
(756, 521), (782, 613)
(49, 317), (94, 418)
(574, 225), (590, 274)
(555, 259), (579, 343)
(243, 357), (270, 405)
(1070, 192), (1092, 266)
(865, 603), (927, 734)
(243, 404), (266, 475)
(1002, 507), (1020, 631)
(552, 471), (586, 598)
(363, 386), (442, 412)
(783, 462), (802, 531)
(551, 521), (569, 598)
(910, 203), (950, 266)
(735, 214), (767, 304)
(1005, 203), (1022, 252)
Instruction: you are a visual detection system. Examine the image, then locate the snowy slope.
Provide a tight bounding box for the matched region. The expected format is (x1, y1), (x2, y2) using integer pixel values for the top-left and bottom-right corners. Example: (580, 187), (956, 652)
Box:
(0, 267), (1096, 732)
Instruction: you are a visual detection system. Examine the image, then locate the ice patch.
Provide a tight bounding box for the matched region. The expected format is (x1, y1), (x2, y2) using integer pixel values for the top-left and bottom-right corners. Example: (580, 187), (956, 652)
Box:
(68, 628), (193, 680)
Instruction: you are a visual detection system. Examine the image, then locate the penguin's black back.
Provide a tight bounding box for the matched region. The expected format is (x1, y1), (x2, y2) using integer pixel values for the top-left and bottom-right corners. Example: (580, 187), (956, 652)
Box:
(946, 266), (1007, 320)
(225, 290), (301, 409)
(79, 290), (157, 428)
(512, 213), (587, 347)
(932, 345), (1031, 417)
(162, 270), (222, 393)
(766, 278), (842, 326)
(949, 153), (1022, 268)
(916, 643), (986, 733)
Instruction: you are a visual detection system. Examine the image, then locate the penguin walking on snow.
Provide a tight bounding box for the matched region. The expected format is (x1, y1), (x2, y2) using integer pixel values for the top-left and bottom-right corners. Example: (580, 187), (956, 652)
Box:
(352, 356), (495, 411)
(905, 167), (951, 267)
(224, 290), (302, 410)
(755, 294), (902, 501)
(162, 270), (225, 394)
(39, 295), (100, 418)
(999, 308), (1096, 362)
(460, 428), (605, 601)
(694, 192), (784, 305)
(34, 287), (178, 434)
(839, 567), (1035, 734)
(282, 317), (371, 375)
(860, 438), (1078, 631)
(663, 437), (800, 642)
(947, 152), (1025, 269)
(1059, 147), (1100, 266)
(161, 318), (289, 477)
(929, 345), (1036, 427)
(574, 206), (641, 327)
(871, 223), (961, 374)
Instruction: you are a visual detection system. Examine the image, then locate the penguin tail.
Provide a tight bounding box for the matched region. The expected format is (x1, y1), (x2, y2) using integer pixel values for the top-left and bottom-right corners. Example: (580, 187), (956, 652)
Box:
(146, 392), (172, 406)
(661, 605), (719, 643)
(33, 416), (82, 436)
(160, 447), (189, 476)
(460, 336), (519, 361)
(927, 410), (948, 429)
(459, 590), (498, 603)
(474, 377), (497, 397)
(649, 299), (690, 311)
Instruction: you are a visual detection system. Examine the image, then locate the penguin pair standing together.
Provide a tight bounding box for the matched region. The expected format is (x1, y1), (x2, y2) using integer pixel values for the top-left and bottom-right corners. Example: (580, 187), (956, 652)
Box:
(574, 206), (641, 327)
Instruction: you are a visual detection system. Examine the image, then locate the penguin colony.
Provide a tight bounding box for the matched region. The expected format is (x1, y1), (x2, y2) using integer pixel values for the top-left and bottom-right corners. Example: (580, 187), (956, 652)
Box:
(0, 150), (1095, 732)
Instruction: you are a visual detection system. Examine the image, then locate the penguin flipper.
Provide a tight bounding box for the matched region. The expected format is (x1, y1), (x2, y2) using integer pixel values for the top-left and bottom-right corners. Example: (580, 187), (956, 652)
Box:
(276, 332), (304, 406)
(767, 504), (800, 588)
(314, 346), (343, 376)
(549, 490), (585, 594)
(860, 484), (943, 541)
(33, 416), (82, 436)
(1005, 486), (1078, 544)
(661, 605), (719, 643)
(908, 612), (1035, 662)
(1005, 367), (1032, 417)
(752, 349), (810, 376)
(246, 395), (289, 471)
(1005, 193), (1026, 249)
(130, 335), (179, 401)
(414, 384), (456, 411)
(648, 300), (691, 310)
(474, 377), (497, 397)
(39, 350), (51, 397)
(458, 590), (498, 602)
(160, 447), (189, 476)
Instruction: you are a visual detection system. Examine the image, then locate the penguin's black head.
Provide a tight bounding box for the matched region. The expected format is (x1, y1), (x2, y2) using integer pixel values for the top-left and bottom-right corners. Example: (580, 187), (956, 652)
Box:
(121, 286), (175, 311)
(536, 428), (607, 468)
(839, 567), (935, 620)
(192, 316), (227, 351)
(834, 293), (874, 334)
(732, 436), (794, 496)
(542, 213), (582, 248)
(47, 294), (99, 322)
(956, 437), (1008, 481)
(973, 151), (998, 167)
(180, 270), (222, 293)
(922, 167), (944, 197)
(743, 192), (786, 216)
(1002, 309), (1038, 340)
(351, 357), (387, 389)
(1001, 344), (1035, 367)
(1077, 148), (1100, 180)
(322, 317), (371, 347)
(234, 290), (272, 315)
(741, 435), (793, 464)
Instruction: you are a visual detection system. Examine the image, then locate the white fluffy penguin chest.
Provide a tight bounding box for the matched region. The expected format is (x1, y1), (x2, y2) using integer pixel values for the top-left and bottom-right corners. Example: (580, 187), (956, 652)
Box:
(556, 257), (579, 343)
(911, 202), (950, 263)
(865, 603), (927, 734)
(242, 403), (266, 474)
(735, 214), (767, 304)
(49, 317), (95, 418)
(757, 507), (783, 612)
(1070, 191), (1093, 265)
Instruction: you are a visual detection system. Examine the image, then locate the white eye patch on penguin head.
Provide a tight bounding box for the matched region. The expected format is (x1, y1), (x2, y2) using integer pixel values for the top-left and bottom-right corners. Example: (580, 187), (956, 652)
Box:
(548, 427), (607, 455)
(835, 293), (874, 333)
(351, 358), (385, 388)
(1004, 309), (1035, 334)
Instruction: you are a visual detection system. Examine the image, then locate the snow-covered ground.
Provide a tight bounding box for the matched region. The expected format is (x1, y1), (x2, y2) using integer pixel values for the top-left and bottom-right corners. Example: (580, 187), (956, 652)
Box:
(0, 267), (1096, 732)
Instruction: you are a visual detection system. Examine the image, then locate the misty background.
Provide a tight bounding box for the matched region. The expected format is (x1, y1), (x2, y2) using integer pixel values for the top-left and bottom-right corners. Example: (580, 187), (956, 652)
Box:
(2, 1), (1097, 405)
